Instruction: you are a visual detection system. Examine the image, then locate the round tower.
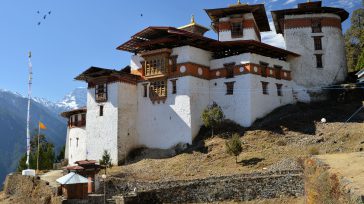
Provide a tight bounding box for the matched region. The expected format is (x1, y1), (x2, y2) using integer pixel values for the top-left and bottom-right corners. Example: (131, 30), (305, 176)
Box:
(272, 1), (349, 101)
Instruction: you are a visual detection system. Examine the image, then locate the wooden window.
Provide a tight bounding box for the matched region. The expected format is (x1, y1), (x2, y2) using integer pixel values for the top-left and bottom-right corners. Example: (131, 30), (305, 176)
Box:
(274, 65), (282, 79)
(81, 114), (86, 126)
(225, 82), (235, 95)
(95, 83), (107, 102)
(313, 36), (323, 50)
(170, 55), (178, 72)
(261, 81), (269, 95)
(144, 56), (167, 77)
(150, 80), (167, 98)
(99, 105), (104, 116)
(260, 62), (269, 78)
(171, 80), (177, 94)
(225, 63), (235, 78)
(74, 114), (78, 126)
(315, 54), (323, 68)
(143, 84), (148, 97)
(231, 22), (243, 38)
(276, 84), (283, 96)
(312, 19), (322, 33)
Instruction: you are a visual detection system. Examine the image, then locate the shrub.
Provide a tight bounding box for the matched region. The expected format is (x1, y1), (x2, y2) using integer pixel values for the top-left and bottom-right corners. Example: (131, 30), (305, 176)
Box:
(308, 146), (320, 155)
(99, 150), (113, 168)
(225, 133), (243, 163)
(201, 102), (225, 137)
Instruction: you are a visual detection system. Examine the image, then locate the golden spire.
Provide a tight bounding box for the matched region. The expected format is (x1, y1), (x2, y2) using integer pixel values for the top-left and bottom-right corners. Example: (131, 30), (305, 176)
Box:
(191, 15), (195, 24)
(237, 0), (241, 4)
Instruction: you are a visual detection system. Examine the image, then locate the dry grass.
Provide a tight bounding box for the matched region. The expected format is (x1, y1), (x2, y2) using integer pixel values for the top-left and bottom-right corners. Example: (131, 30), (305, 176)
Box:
(107, 101), (364, 182)
(211, 197), (305, 204)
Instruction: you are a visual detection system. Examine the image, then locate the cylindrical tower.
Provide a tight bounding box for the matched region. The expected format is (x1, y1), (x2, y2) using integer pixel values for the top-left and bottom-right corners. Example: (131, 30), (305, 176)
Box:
(272, 1), (349, 101)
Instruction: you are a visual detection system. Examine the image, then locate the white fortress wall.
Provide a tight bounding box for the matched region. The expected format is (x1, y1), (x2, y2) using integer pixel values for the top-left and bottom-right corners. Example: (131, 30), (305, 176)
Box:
(249, 75), (294, 125)
(136, 77), (193, 149)
(117, 82), (138, 163)
(210, 53), (251, 70)
(284, 13), (347, 91)
(67, 121), (87, 165)
(209, 74), (252, 127)
(186, 76), (210, 140)
(86, 83), (119, 165)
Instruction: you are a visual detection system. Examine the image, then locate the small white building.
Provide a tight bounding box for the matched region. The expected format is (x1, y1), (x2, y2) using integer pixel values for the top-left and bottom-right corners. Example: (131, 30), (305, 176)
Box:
(63, 1), (348, 165)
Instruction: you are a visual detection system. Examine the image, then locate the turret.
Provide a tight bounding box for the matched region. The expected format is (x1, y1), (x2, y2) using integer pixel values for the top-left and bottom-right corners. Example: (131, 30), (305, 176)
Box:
(205, 1), (270, 42)
(272, 1), (349, 101)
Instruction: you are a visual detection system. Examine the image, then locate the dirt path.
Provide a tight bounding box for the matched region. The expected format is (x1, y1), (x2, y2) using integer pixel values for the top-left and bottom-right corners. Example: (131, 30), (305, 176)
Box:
(39, 170), (63, 188)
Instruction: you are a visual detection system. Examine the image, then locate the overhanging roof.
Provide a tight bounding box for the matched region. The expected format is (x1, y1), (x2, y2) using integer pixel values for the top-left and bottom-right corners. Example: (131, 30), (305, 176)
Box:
(205, 4), (270, 32)
(271, 2), (349, 34)
(117, 27), (299, 59)
(61, 108), (87, 118)
(75, 66), (140, 83)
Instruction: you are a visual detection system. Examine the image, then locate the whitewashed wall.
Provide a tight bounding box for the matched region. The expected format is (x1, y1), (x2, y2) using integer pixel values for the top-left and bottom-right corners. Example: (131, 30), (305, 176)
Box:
(136, 76), (196, 148)
(284, 13), (347, 101)
(209, 75), (252, 126)
(86, 83), (119, 165)
(67, 114), (87, 165)
(117, 82), (138, 163)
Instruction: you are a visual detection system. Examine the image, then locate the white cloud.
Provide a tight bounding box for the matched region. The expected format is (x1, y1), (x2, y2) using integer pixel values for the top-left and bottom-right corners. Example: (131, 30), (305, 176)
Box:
(283, 0), (296, 5)
(261, 22), (286, 49)
(328, 0), (358, 9)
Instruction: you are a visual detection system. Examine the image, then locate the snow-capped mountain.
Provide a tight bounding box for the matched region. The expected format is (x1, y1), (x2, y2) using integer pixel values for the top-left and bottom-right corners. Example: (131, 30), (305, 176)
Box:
(56, 87), (87, 111)
(32, 87), (87, 114)
(0, 87), (87, 186)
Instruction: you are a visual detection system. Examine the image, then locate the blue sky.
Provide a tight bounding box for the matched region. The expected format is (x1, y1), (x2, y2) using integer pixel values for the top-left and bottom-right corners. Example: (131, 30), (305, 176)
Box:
(0, 0), (362, 101)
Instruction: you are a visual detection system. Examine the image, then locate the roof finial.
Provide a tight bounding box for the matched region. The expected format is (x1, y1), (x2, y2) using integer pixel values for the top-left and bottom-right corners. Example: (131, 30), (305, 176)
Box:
(237, 0), (241, 4)
(307, 0), (311, 2)
(191, 15), (195, 24)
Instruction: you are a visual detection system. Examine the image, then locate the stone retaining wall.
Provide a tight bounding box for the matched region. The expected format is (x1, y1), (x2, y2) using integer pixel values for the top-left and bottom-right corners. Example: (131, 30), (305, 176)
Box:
(105, 170), (304, 203)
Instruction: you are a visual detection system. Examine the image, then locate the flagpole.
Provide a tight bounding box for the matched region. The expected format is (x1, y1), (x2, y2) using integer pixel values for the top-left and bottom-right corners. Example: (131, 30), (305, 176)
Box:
(36, 123), (40, 173)
(26, 52), (32, 169)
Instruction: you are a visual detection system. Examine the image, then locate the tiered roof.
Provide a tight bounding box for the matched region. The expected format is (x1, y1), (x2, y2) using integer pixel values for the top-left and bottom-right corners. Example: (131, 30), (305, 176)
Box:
(117, 26), (298, 59)
(271, 1), (349, 34)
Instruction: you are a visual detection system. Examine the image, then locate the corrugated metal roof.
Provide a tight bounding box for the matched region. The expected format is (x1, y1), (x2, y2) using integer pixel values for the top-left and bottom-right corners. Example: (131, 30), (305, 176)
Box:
(56, 172), (89, 185)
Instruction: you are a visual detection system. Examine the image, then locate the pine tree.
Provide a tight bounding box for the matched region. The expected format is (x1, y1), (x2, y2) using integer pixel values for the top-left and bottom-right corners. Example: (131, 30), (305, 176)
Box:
(225, 133), (243, 163)
(17, 131), (55, 171)
(201, 102), (225, 137)
(99, 150), (112, 168)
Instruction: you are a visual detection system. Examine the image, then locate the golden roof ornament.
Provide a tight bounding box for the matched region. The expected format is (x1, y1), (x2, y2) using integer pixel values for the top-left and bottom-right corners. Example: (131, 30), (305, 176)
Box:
(229, 0), (247, 7)
(191, 15), (195, 24)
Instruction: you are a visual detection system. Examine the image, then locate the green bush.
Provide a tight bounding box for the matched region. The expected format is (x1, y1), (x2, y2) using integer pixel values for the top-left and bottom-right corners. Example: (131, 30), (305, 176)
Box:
(225, 133), (243, 163)
(99, 150), (113, 168)
(201, 102), (225, 137)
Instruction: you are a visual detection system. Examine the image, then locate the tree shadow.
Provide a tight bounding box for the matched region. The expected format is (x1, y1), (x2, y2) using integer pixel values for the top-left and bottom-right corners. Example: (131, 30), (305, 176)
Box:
(238, 157), (265, 166)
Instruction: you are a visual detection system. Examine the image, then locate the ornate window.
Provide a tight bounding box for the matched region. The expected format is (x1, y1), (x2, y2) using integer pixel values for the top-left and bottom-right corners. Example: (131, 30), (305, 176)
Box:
(231, 22), (243, 38)
(315, 54), (323, 68)
(313, 36), (323, 50)
(260, 62), (269, 78)
(261, 81), (269, 95)
(225, 81), (235, 95)
(144, 56), (168, 77)
(150, 80), (167, 100)
(276, 84), (283, 96)
(312, 19), (322, 33)
(274, 65), (282, 79)
(225, 63), (235, 78)
(95, 83), (107, 102)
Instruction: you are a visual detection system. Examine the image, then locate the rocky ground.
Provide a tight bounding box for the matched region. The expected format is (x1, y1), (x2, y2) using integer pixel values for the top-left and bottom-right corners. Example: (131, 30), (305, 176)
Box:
(108, 100), (364, 183)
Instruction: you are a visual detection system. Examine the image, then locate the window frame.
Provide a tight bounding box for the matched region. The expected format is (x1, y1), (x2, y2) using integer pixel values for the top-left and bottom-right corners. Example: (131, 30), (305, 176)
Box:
(143, 83), (148, 97)
(230, 22), (243, 38)
(99, 105), (104, 117)
(260, 62), (269, 78)
(171, 79), (177, 94)
(261, 81), (269, 95)
(225, 81), (235, 95)
(312, 19), (322, 33)
(170, 55), (178, 73)
(274, 65), (283, 80)
(313, 36), (323, 50)
(224, 63), (235, 78)
(95, 83), (108, 103)
(315, 54), (323, 68)
(276, 83), (283, 96)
